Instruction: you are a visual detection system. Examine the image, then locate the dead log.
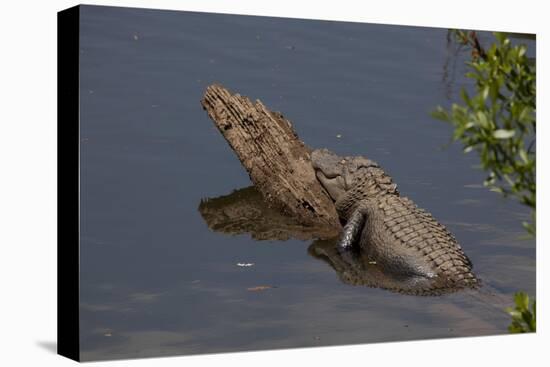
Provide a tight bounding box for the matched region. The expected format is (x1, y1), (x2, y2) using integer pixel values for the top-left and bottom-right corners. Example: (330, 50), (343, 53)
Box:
(201, 84), (340, 235)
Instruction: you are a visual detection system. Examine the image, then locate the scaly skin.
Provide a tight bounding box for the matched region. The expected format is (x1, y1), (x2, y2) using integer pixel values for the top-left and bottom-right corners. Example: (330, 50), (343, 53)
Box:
(311, 148), (478, 291)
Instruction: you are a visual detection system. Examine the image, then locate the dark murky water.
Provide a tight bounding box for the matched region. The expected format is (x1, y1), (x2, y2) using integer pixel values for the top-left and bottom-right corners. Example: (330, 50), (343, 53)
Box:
(78, 5), (536, 361)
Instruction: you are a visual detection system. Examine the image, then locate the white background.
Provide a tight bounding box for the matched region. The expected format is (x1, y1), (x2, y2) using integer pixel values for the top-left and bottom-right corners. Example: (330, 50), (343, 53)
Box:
(0, 0), (547, 366)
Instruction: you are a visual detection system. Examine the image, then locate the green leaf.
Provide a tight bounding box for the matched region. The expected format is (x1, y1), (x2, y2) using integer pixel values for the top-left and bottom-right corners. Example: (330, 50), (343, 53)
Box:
(493, 129), (516, 139)
(519, 149), (529, 164)
(515, 292), (530, 310)
(481, 85), (489, 100)
(507, 309), (521, 318)
(476, 111), (489, 127)
(431, 107), (449, 121)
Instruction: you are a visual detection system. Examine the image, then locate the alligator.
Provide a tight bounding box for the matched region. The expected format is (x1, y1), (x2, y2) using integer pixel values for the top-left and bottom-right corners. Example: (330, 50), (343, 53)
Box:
(311, 148), (479, 293)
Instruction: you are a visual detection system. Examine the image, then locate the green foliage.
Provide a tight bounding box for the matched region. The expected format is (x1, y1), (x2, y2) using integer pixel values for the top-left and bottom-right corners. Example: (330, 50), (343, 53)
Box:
(506, 292), (536, 333)
(432, 31), (536, 234)
(433, 31), (536, 334)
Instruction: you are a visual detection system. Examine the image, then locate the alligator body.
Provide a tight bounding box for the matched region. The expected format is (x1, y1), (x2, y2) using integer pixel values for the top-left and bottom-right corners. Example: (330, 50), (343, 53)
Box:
(311, 148), (478, 292)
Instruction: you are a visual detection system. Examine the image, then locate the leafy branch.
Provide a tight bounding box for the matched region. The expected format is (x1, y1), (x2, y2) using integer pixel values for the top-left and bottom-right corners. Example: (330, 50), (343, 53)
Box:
(432, 31), (536, 234)
(433, 30), (536, 333)
(507, 292), (536, 333)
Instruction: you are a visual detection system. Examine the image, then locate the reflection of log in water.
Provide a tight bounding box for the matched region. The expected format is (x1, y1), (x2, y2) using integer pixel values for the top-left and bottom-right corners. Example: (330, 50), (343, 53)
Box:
(198, 186), (339, 241)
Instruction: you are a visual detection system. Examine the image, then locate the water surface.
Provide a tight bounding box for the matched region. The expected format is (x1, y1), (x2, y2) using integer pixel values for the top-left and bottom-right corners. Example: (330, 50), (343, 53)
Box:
(79, 5), (535, 361)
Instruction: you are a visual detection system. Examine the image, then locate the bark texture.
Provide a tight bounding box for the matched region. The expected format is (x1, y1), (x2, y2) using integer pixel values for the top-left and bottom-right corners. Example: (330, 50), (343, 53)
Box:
(201, 84), (340, 233)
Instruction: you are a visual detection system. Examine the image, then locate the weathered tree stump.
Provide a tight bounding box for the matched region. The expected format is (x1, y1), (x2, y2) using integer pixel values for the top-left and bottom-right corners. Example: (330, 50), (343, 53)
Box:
(201, 84), (340, 235)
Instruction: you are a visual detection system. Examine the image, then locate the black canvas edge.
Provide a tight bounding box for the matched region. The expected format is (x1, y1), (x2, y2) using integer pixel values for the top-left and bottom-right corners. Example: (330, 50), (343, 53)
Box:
(57, 4), (80, 362)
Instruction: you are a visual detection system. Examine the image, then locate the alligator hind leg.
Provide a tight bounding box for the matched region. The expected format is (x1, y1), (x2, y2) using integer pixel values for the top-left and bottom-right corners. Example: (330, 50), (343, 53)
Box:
(339, 209), (366, 250)
(338, 202), (374, 250)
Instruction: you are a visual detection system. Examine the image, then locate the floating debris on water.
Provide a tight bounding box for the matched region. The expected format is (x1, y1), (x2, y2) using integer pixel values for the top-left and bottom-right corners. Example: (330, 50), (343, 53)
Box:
(247, 285), (274, 291)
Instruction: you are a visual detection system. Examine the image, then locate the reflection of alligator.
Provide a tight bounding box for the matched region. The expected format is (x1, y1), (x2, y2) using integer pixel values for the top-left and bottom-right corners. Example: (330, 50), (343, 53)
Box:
(311, 149), (478, 292)
(309, 239), (466, 296)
